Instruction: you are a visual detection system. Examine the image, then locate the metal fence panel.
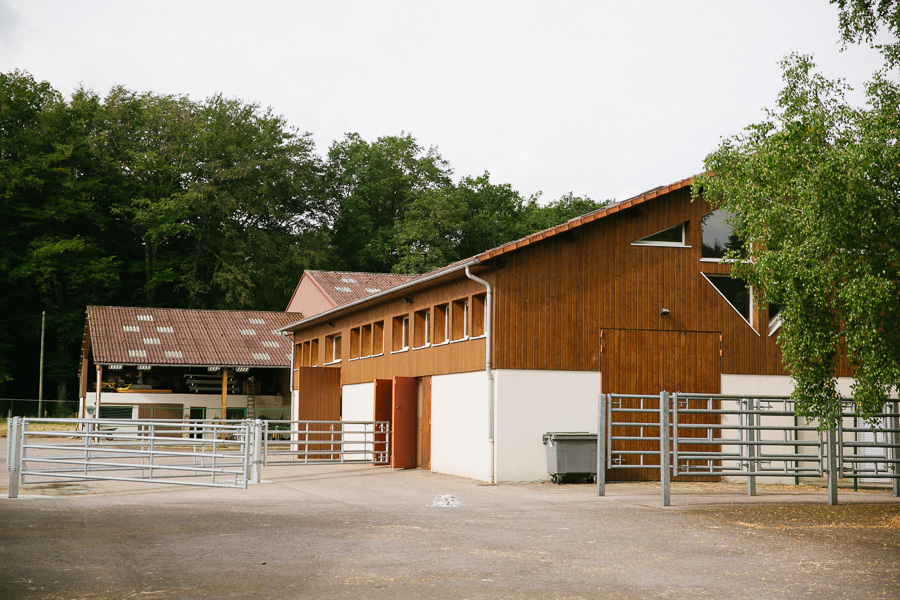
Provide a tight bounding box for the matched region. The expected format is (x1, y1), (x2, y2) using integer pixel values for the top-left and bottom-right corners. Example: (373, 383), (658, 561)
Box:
(598, 393), (900, 506)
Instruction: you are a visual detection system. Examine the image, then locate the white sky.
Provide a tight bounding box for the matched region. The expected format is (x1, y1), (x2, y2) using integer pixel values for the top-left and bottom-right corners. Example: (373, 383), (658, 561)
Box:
(0, 1), (884, 203)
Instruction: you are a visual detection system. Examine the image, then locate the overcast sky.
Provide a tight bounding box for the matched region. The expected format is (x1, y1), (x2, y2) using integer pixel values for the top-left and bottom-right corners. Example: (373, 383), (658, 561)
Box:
(0, 1), (884, 203)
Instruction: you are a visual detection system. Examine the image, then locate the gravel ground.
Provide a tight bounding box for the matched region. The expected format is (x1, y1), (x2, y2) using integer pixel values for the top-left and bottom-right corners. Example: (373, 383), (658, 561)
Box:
(1, 463), (898, 600)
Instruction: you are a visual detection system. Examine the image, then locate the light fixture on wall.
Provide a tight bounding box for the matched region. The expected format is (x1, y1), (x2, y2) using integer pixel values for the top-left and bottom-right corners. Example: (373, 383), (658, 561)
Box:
(402, 296), (412, 304)
(326, 321), (334, 327)
(660, 308), (671, 316)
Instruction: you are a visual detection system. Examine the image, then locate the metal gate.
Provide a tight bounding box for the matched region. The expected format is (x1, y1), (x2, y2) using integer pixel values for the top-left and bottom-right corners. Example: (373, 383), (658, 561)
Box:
(598, 393), (900, 505)
(257, 420), (390, 468)
(7, 417), (253, 498)
(7, 417), (391, 497)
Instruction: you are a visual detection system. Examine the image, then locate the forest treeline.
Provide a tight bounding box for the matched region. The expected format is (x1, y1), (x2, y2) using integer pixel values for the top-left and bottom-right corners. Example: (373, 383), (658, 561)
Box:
(0, 70), (608, 400)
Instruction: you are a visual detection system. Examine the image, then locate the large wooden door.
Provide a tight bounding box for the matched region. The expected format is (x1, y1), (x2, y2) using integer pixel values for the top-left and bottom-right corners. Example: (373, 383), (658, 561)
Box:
(417, 377), (432, 470)
(391, 376), (417, 469)
(295, 367), (341, 420)
(600, 329), (721, 481)
(295, 367), (341, 458)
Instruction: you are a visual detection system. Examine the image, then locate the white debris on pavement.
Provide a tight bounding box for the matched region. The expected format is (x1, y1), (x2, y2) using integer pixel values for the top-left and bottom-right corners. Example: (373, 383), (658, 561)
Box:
(429, 494), (463, 507)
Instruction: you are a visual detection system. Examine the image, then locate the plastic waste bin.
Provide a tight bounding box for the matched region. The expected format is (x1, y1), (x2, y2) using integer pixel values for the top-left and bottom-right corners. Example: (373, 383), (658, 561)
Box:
(542, 432), (598, 484)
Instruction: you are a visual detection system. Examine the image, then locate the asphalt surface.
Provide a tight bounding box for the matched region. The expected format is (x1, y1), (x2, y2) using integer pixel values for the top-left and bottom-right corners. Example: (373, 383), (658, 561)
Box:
(2, 462), (899, 600)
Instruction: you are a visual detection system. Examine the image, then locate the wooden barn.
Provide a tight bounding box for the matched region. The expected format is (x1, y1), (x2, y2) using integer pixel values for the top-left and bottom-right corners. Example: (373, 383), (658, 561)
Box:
(281, 176), (855, 483)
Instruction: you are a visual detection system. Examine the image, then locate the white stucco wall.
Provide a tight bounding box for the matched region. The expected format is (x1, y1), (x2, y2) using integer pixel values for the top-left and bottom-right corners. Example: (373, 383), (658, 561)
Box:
(341, 382), (375, 422)
(721, 374), (856, 397)
(82, 392), (286, 419)
(494, 369), (601, 482)
(430, 370), (493, 481)
(341, 382), (376, 461)
(719, 374), (858, 484)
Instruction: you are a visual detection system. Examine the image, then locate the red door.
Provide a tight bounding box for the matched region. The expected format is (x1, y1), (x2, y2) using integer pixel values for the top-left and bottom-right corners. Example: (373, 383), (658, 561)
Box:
(391, 376), (417, 469)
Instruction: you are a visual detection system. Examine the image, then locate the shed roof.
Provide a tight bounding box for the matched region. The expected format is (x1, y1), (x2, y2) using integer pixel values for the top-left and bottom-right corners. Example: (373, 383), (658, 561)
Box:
(85, 306), (300, 368)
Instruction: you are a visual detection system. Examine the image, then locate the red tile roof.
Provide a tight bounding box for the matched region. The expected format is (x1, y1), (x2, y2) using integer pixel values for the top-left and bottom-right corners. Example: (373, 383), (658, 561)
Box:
(304, 271), (418, 307)
(85, 306), (300, 368)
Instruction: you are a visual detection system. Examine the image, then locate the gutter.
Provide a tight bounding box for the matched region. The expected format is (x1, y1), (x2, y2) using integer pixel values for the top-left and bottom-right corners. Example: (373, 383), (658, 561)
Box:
(465, 265), (495, 484)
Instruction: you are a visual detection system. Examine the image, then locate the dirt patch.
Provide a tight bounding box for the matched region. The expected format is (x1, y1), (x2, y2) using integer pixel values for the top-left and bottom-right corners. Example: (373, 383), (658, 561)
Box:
(0, 420), (77, 437)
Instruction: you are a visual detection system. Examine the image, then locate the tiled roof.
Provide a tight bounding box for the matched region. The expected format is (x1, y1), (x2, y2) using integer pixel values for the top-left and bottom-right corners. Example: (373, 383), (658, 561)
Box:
(85, 306), (300, 368)
(305, 271), (418, 307)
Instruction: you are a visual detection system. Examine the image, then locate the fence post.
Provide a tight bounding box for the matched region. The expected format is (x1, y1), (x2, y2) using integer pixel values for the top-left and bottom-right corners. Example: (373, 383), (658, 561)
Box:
(252, 419), (263, 484)
(747, 398), (757, 496)
(660, 391), (671, 507)
(892, 400), (899, 498)
(597, 394), (606, 497)
(827, 426), (839, 505)
(8, 417), (21, 498)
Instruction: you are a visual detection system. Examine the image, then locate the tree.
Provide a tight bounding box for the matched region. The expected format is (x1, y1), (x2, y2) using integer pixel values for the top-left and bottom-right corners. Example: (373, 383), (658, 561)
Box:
(0, 71), (121, 400)
(393, 172), (609, 274)
(694, 38), (900, 425)
(326, 133), (453, 272)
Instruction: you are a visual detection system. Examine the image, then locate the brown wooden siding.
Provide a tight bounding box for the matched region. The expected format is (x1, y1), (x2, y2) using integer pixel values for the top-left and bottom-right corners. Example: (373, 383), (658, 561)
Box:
(291, 186), (850, 387)
(490, 187), (811, 377)
(292, 278), (487, 386)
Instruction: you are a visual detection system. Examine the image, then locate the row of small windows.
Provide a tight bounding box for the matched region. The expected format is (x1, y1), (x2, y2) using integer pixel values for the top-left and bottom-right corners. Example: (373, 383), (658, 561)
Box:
(296, 294), (486, 366)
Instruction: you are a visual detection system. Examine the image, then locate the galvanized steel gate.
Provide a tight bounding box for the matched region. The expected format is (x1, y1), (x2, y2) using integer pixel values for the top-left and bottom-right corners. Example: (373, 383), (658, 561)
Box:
(7, 417), (389, 498)
(597, 393), (900, 505)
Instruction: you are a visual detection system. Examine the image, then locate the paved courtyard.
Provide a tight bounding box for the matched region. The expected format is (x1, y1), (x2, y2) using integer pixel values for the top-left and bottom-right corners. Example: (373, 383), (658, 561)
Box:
(2, 463), (899, 599)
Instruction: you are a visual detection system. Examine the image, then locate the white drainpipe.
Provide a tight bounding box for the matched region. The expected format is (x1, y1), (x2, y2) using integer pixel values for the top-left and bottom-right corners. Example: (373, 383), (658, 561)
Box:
(465, 265), (495, 484)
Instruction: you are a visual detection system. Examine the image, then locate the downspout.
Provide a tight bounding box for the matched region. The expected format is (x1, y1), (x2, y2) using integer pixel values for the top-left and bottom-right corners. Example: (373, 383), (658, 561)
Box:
(465, 265), (494, 484)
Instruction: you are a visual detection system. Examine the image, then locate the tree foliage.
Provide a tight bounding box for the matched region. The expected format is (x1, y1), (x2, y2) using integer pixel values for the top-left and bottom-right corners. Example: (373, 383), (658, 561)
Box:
(694, 17), (900, 426)
(0, 71), (607, 401)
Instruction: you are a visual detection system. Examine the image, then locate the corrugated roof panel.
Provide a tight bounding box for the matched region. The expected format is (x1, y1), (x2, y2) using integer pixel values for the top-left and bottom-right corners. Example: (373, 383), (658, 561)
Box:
(85, 306), (300, 368)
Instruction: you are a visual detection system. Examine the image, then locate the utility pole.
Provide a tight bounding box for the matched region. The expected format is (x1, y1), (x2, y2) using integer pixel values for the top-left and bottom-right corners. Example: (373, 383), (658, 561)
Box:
(38, 310), (45, 418)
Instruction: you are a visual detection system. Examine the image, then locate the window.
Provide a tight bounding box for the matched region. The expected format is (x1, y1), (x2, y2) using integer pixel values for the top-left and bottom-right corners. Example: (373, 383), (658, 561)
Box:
(471, 293), (486, 337)
(226, 407), (247, 420)
(632, 222), (687, 246)
(392, 315), (410, 352)
(349, 327), (361, 359)
(414, 309), (430, 348)
(325, 334), (342, 363)
(297, 340), (312, 367)
(701, 210), (745, 260)
(768, 303), (782, 336)
(703, 273), (752, 324)
(373, 321), (384, 355)
(310, 338), (319, 366)
(433, 304), (449, 345)
(361, 324), (372, 357)
(452, 298), (468, 341)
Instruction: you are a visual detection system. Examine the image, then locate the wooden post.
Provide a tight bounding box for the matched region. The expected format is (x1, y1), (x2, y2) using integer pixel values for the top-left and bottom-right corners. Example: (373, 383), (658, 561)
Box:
(221, 368), (228, 421)
(94, 364), (102, 419)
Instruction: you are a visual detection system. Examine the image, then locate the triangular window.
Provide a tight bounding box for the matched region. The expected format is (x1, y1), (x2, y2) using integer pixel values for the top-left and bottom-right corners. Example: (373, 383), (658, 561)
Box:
(767, 303), (782, 336)
(703, 273), (752, 324)
(632, 223), (686, 247)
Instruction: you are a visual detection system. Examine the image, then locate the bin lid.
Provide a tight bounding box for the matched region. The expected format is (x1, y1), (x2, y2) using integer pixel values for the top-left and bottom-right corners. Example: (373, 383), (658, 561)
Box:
(542, 432), (596, 443)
